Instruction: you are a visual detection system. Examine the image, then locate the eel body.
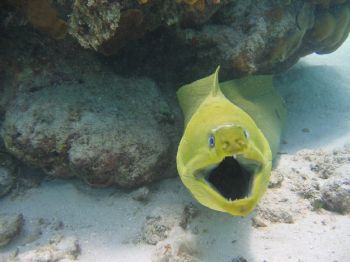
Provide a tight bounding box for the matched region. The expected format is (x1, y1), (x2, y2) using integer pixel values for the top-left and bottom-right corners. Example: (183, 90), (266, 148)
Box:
(176, 67), (286, 216)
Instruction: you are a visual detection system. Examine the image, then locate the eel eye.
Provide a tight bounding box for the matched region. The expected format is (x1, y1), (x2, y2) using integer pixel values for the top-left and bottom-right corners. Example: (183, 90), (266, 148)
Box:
(243, 129), (250, 139)
(208, 135), (215, 148)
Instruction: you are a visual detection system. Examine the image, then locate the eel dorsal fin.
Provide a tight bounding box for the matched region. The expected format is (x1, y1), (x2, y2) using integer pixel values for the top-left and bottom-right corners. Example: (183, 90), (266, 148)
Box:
(211, 66), (220, 96)
(177, 66), (221, 126)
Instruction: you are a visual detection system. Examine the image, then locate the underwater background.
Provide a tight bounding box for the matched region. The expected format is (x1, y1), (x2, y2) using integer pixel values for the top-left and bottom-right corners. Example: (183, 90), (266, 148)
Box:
(1, 1), (350, 261)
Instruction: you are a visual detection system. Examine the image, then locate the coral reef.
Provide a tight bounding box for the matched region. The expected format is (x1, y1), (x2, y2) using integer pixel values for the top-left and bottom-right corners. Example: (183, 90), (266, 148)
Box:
(175, 0), (350, 78)
(2, 0), (350, 80)
(60, 0), (350, 79)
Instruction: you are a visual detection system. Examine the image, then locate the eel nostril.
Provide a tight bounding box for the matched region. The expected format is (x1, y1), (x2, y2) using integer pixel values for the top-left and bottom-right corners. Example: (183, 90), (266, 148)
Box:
(236, 139), (244, 145)
(222, 142), (229, 149)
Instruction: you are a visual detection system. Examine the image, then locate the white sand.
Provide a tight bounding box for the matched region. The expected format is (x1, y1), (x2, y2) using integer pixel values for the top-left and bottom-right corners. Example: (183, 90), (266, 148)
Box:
(1, 39), (350, 262)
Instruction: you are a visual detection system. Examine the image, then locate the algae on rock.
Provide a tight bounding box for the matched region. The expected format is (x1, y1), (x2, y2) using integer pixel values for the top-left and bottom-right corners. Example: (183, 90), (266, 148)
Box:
(69, 0), (121, 50)
(2, 0), (350, 80)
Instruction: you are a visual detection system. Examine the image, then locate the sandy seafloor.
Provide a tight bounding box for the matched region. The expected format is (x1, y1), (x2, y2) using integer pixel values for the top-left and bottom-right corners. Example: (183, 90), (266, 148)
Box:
(1, 38), (350, 262)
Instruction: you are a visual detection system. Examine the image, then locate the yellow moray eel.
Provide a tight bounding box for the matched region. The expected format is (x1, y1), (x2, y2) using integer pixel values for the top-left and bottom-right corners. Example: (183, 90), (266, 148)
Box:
(176, 67), (286, 216)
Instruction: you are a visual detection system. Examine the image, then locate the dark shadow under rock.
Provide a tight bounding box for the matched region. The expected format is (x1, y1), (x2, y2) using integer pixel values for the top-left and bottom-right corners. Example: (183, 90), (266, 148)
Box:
(0, 152), (16, 197)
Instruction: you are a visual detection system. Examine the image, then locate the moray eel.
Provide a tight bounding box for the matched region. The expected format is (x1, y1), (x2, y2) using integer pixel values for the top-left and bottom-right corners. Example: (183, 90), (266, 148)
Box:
(176, 67), (286, 216)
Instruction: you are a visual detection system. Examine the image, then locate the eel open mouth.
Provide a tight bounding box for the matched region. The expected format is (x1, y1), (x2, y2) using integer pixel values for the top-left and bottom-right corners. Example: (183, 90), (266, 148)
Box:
(199, 156), (262, 201)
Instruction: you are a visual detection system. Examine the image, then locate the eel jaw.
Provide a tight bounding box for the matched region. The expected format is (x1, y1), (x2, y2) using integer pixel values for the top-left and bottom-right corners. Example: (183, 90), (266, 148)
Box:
(196, 154), (262, 202)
